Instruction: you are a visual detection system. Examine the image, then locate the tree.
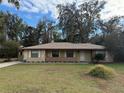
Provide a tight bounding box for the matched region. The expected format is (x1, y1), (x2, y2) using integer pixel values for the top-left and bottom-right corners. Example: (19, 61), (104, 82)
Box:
(0, 33), (4, 44)
(90, 16), (124, 45)
(0, 12), (8, 44)
(57, 0), (106, 43)
(19, 26), (37, 47)
(36, 19), (56, 44)
(99, 16), (122, 38)
(36, 20), (47, 44)
(0, 12), (25, 42)
(4, 13), (25, 41)
(0, 40), (20, 60)
(104, 31), (124, 61)
(90, 16), (124, 62)
(53, 30), (63, 42)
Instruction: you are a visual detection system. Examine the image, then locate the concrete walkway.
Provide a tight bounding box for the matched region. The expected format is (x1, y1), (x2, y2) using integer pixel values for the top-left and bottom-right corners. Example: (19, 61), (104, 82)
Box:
(0, 61), (21, 68)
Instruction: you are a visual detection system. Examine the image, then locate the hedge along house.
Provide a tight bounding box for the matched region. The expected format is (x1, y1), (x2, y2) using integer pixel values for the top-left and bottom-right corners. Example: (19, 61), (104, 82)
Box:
(22, 42), (113, 62)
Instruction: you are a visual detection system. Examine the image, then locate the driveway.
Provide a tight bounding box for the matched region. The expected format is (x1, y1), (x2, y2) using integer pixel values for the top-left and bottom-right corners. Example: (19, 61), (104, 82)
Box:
(0, 61), (21, 68)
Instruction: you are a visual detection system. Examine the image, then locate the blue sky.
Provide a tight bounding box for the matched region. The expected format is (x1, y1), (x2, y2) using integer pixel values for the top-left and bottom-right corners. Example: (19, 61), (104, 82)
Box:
(0, 4), (54, 27)
(0, 0), (124, 27)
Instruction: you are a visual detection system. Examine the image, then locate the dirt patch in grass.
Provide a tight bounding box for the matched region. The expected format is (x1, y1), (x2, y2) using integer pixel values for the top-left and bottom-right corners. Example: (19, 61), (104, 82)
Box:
(80, 65), (124, 93)
(91, 74), (124, 93)
(45, 67), (66, 72)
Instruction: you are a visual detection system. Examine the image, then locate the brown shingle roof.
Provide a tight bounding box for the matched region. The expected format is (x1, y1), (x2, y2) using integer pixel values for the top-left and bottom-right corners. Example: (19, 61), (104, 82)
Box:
(22, 42), (105, 50)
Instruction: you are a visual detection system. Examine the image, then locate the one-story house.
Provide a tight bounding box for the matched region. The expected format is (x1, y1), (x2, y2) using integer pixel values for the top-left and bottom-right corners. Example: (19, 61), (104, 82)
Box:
(22, 42), (113, 62)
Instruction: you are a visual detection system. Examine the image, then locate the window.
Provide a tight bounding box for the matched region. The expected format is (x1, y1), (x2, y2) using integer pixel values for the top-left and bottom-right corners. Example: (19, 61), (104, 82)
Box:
(66, 50), (74, 57)
(52, 50), (59, 57)
(31, 50), (39, 58)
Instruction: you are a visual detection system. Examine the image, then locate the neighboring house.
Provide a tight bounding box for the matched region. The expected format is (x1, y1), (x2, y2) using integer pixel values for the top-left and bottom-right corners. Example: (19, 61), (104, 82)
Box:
(22, 42), (113, 62)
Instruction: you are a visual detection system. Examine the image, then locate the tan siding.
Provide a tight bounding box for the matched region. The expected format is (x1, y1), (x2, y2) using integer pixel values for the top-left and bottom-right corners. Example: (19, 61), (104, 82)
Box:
(23, 49), (111, 62)
(28, 50), (31, 58)
(85, 51), (91, 62)
(23, 50), (29, 60)
(80, 51), (91, 62)
(80, 51), (85, 61)
(23, 50), (45, 62)
(60, 50), (65, 57)
(75, 50), (80, 61)
(105, 51), (113, 62)
(46, 50), (51, 57)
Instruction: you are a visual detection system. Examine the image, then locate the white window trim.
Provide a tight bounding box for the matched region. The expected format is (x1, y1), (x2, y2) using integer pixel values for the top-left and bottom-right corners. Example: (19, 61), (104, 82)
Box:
(30, 50), (40, 58)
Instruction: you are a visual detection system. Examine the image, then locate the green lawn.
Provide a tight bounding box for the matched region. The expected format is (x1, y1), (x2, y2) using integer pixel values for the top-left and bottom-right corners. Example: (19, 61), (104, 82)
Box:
(0, 64), (124, 93)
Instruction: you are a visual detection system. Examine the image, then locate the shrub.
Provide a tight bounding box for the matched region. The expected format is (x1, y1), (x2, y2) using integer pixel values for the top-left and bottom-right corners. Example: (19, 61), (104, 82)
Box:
(88, 65), (116, 79)
(0, 40), (20, 60)
(93, 53), (105, 63)
(95, 53), (105, 60)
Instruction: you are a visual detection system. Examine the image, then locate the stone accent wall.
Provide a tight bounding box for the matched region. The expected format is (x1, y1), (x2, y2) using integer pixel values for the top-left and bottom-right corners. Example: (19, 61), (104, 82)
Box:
(45, 50), (80, 62)
(45, 57), (79, 62)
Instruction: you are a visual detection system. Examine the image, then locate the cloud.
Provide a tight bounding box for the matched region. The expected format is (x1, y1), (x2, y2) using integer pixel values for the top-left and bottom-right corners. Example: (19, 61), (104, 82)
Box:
(1, 0), (124, 19)
(1, 0), (14, 7)
(101, 0), (124, 19)
(18, 0), (68, 18)
(19, 0), (86, 18)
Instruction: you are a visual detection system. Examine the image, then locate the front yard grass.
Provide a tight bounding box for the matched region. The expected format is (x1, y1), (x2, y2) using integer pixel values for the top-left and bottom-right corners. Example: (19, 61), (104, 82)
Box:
(0, 64), (124, 93)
